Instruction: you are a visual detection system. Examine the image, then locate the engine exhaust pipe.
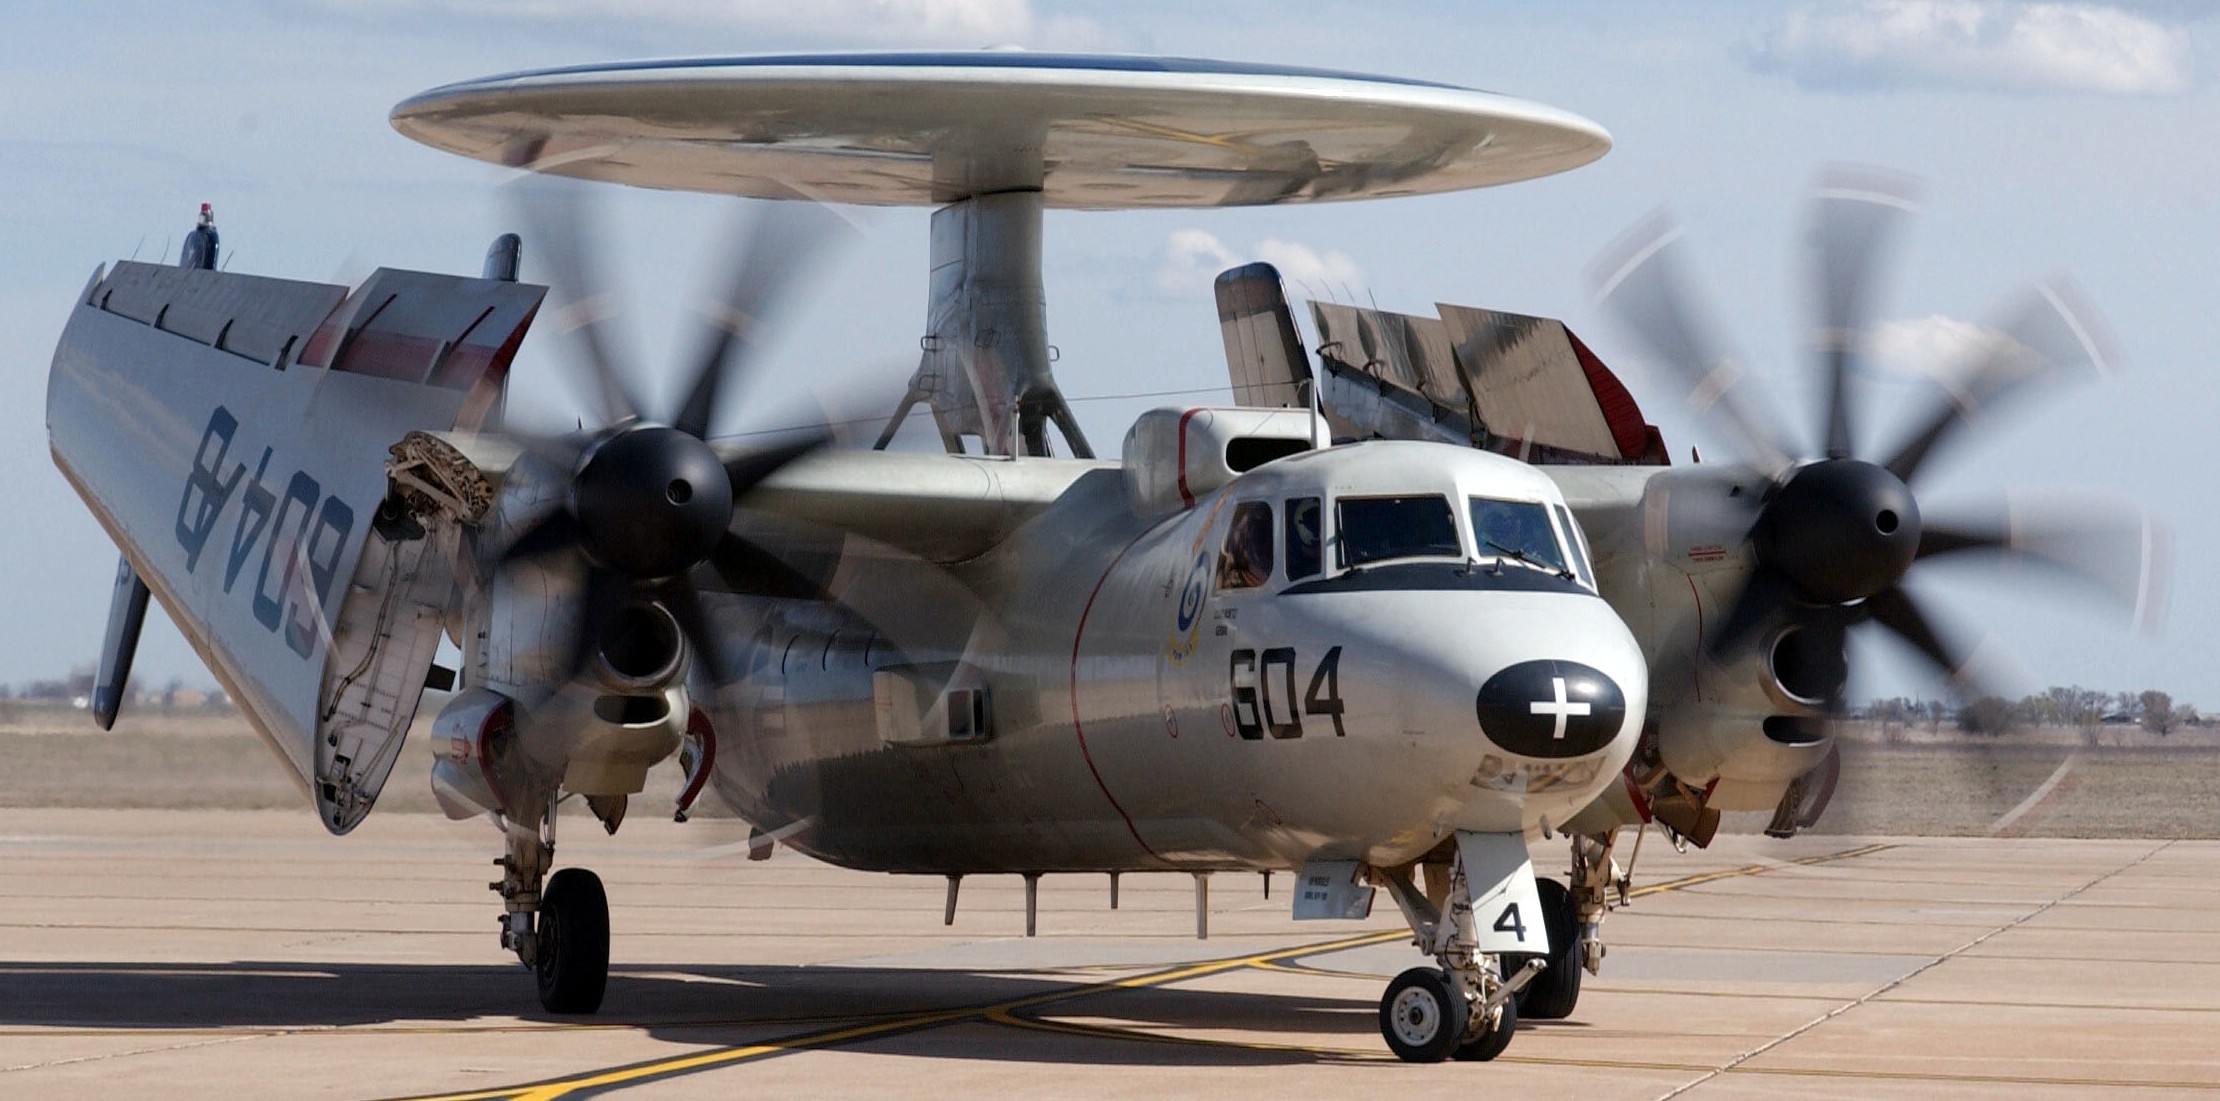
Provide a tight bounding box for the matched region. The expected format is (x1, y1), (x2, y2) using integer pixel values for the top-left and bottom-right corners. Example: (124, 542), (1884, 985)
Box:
(594, 600), (685, 692)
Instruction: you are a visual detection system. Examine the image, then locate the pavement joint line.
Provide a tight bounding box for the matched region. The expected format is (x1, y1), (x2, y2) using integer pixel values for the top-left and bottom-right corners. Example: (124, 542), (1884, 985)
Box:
(1580, 984), (2220, 1013)
(1649, 839), (2178, 1101)
(1861, 995), (2220, 1014)
(3, 1031), (265, 1074)
(367, 842), (1894, 1101)
(1722, 1062), (2220, 1092)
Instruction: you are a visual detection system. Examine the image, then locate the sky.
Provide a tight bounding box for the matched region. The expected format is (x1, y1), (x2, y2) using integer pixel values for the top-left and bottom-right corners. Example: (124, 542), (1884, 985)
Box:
(1, 0), (2214, 706)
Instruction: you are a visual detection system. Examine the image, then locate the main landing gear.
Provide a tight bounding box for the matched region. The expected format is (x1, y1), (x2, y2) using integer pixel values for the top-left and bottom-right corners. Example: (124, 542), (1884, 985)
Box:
(1522, 828), (1637, 1022)
(1512, 877), (1582, 1019)
(493, 796), (611, 1014)
(1372, 832), (1547, 1063)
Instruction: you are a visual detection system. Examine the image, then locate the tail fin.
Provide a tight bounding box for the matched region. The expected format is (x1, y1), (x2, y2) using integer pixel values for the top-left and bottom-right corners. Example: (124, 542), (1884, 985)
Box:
(1214, 262), (1313, 408)
(48, 259), (542, 831)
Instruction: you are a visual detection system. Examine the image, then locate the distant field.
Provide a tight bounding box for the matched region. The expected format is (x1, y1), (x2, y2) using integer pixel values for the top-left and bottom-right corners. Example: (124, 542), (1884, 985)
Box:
(1722, 740), (2220, 839)
(2, 706), (2212, 838)
(0, 704), (686, 817)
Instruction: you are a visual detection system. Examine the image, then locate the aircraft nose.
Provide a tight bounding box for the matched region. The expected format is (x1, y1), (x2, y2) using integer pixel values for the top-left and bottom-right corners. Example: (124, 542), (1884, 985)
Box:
(1473, 659), (1628, 759)
(1379, 593), (1647, 763)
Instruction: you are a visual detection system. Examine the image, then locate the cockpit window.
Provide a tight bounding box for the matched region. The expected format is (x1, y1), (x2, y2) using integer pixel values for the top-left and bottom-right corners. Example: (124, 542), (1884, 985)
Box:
(1285, 496), (1322, 581)
(1217, 501), (1274, 590)
(1337, 495), (1461, 569)
(1553, 503), (1597, 588)
(1469, 497), (1569, 575)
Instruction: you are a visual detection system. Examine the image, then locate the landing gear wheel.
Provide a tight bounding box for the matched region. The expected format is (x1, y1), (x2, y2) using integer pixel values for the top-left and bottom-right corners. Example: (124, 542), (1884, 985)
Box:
(1515, 877), (1583, 1020)
(1452, 990), (1518, 1061)
(1379, 967), (1463, 1063)
(535, 867), (609, 1014)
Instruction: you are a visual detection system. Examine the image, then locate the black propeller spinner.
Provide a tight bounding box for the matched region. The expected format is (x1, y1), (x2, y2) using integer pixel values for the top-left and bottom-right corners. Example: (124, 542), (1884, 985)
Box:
(1595, 167), (2149, 709)
(496, 177), (852, 686)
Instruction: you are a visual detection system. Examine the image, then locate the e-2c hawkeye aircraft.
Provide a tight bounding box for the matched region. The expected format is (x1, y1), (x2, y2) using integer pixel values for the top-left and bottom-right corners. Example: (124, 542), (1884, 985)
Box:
(46, 53), (2157, 1063)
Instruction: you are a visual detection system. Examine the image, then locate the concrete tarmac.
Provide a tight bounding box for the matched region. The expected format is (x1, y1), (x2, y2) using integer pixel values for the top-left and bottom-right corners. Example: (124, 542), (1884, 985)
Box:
(1, 808), (2214, 1099)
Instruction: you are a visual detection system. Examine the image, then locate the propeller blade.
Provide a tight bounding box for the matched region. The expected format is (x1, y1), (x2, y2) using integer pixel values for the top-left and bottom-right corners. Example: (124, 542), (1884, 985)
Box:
(706, 532), (828, 602)
(1917, 496), (2166, 631)
(1881, 277), (2116, 485)
(722, 434), (829, 499)
(672, 201), (857, 439)
(497, 510), (582, 566)
(515, 176), (643, 426)
(502, 429), (589, 477)
(1706, 566), (1798, 661)
(1808, 167), (1920, 460)
(1591, 211), (1796, 475)
(1863, 586), (1974, 688)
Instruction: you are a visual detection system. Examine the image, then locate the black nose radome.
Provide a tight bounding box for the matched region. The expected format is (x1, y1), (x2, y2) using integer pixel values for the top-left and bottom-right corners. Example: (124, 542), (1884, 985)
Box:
(1475, 660), (1626, 758)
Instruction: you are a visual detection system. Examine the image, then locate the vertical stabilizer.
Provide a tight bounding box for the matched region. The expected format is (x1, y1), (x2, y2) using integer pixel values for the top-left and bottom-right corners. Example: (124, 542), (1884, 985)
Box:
(1214, 262), (1312, 408)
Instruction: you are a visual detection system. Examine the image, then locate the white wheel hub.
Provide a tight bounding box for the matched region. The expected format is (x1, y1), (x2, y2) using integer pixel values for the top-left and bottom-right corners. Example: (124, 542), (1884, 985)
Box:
(1389, 985), (1445, 1046)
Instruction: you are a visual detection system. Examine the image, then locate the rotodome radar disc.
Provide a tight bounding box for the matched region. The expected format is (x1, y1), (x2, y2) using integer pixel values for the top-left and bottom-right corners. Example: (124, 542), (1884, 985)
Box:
(390, 52), (1611, 208)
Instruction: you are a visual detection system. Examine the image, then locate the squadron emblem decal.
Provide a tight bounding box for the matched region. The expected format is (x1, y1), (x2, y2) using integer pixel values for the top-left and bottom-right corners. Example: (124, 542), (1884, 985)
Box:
(1165, 494), (1231, 664)
(1164, 550), (1211, 663)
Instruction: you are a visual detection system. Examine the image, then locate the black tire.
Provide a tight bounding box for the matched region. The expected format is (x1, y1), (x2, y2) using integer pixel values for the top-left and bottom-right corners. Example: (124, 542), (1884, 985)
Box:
(1516, 877), (1583, 1020)
(1451, 990), (1518, 1061)
(1378, 967), (1463, 1063)
(536, 867), (609, 1014)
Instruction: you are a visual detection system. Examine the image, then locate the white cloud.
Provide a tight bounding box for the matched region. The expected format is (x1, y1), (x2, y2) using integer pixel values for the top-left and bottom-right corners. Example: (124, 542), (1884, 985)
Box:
(1155, 229), (1365, 298)
(297, 0), (1110, 48)
(1864, 313), (2045, 385)
(1756, 1), (2196, 95)
(1867, 313), (1998, 377)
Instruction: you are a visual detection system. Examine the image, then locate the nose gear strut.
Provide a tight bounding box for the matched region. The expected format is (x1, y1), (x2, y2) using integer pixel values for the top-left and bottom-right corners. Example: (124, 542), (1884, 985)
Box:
(1369, 831), (1550, 1062)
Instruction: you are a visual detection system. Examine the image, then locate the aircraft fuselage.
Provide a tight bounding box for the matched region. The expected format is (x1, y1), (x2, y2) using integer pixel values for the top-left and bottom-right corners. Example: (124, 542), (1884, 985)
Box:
(703, 441), (1648, 874)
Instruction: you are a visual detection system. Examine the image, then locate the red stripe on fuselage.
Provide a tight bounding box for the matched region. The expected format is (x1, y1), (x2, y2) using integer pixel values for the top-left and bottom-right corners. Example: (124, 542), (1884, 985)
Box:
(1174, 407), (1202, 508)
(1069, 528), (1167, 863)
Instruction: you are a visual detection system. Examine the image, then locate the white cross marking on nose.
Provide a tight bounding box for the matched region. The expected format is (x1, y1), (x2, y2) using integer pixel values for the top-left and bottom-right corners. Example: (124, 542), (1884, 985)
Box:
(1531, 676), (1591, 740)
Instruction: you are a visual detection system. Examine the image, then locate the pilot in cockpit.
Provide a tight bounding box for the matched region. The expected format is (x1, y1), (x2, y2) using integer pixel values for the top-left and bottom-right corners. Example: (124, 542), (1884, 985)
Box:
(1218, 502), (1274, 589)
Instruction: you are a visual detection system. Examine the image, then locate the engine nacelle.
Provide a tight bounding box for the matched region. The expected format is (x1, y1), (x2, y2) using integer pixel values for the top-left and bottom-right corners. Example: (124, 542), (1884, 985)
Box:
(1549, 463), (1838, 833)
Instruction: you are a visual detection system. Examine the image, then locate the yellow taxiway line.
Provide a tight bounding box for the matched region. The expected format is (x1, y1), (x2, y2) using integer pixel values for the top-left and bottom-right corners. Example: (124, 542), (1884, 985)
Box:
(385, 842), (1895, 1101)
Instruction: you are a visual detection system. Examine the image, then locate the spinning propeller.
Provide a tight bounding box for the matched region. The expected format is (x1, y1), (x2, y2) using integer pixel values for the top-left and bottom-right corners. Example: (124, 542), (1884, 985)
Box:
(495, 178), (857, 688)
(1593, 168), (2158, 708)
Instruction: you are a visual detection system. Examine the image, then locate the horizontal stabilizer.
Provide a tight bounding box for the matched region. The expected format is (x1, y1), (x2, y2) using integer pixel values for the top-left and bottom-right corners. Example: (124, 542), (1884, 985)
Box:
(1308, 298), (1666, 465)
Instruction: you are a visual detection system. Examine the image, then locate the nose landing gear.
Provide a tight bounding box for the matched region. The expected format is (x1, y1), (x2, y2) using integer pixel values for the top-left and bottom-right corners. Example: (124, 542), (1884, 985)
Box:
(1372, 831), (1549, 1063)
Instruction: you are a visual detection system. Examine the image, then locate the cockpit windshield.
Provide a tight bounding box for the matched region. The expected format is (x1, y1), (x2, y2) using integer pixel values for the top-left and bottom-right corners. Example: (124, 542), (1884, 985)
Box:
(1469, 497), (1569, 575)
(1337, 495), (1461, 569)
